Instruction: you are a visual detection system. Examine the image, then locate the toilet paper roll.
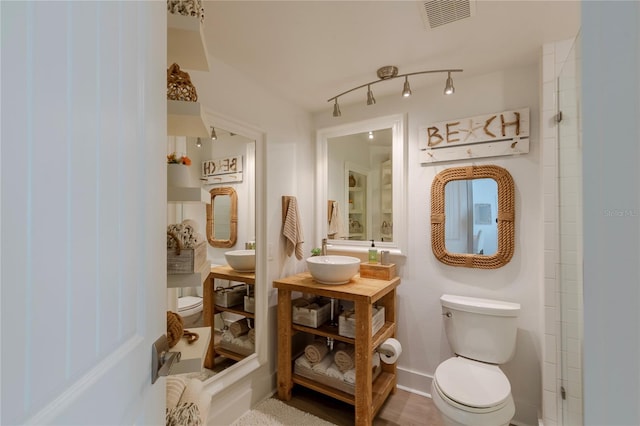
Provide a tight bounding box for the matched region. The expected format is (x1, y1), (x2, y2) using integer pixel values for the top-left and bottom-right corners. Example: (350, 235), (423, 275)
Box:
(378, 338), (402, 364)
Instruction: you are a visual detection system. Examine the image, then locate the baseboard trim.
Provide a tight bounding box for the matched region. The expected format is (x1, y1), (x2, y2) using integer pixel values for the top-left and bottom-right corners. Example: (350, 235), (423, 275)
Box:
(396, 366), (434, 397)
(204, 369), (275, 425)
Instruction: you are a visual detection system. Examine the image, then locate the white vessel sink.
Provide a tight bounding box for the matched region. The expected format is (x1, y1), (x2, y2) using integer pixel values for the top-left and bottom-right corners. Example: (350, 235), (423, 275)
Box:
(225, 249), (255, 272)
(306, 255), (360, 285)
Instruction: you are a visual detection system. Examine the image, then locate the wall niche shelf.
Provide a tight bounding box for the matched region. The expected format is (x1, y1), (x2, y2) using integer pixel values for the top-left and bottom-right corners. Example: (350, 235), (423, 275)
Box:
(167, 13), (210, 71)
(166, 186), (210, 289)
(167, 100), (209, 138)
(167, 261), (211, 288)
(170, 326), (211, 375)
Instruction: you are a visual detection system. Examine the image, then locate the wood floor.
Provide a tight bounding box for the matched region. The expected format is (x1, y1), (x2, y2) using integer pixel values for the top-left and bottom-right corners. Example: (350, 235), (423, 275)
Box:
(283, 386), (445, 426)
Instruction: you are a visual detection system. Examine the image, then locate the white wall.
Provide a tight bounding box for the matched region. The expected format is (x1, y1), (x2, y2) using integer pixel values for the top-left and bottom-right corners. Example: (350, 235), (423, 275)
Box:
(314, 64), (543, 425)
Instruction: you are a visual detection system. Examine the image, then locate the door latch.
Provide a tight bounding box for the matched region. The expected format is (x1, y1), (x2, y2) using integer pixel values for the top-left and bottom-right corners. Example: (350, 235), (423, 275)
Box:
(151, 334), (181, 384)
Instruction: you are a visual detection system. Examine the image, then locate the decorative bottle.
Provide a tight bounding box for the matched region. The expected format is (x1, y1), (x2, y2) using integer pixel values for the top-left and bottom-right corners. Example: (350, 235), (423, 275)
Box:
(368, 240), (378, 264)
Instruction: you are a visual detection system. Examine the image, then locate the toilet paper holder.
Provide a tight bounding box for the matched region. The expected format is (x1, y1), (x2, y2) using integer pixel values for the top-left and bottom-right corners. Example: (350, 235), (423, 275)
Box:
(377, 347), (394, 357)
(376, 337), (402, 364)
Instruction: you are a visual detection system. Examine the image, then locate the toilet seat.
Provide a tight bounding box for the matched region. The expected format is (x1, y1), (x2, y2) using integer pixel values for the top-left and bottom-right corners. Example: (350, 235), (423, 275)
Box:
(433, 357), (511, 412)
(178, 296), (203, 317)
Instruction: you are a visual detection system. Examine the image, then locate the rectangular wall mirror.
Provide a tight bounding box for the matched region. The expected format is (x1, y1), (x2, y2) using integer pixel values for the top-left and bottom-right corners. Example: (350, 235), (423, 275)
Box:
(189, 111), (266, 393)
(431, 165), (515, 268)
(316, 114), (406, 255)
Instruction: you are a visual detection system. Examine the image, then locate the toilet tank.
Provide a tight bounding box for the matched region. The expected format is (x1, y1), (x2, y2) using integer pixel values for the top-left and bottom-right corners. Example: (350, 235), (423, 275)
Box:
(441, 294), (520, 364)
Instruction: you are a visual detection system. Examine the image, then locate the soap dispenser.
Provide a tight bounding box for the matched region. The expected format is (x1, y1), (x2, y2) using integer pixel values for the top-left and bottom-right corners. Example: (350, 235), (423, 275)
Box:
(368, 240), (378, 264)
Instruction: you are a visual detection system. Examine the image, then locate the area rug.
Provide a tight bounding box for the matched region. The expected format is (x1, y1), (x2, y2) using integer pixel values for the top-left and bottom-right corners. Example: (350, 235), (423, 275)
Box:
(230, 398), (336, 426)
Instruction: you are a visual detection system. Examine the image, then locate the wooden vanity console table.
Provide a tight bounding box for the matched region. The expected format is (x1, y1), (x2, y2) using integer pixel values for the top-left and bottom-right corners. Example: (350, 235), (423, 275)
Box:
(273, 272), (400, 425)
(204, 265), (255, 368)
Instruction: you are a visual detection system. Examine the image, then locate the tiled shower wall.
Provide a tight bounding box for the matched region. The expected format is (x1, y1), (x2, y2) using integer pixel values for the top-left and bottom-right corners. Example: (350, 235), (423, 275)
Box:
(541, 37), (582, 426)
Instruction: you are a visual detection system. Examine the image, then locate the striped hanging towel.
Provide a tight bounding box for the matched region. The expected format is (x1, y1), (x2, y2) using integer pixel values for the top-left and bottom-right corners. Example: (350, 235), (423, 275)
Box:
(282, 197), (304, 260)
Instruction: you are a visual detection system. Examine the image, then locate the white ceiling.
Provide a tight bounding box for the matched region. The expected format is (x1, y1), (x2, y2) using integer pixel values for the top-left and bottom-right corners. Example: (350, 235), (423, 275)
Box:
(202, 0), (580, 114)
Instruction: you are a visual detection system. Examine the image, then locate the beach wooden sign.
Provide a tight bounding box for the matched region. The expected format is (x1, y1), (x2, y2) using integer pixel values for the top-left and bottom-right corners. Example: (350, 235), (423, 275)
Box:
(420, 108), (530, 164)
(201, 155), (243, 184)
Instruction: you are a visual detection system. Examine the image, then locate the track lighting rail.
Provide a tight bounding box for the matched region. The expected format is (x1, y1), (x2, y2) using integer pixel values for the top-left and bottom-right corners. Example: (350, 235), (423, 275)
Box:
(327, 68), (462, 102)
(328, 66), (463, 117)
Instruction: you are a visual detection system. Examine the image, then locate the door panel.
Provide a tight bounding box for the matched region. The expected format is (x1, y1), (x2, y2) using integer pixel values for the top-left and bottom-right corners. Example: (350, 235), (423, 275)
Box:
(1, 2), (166, 424)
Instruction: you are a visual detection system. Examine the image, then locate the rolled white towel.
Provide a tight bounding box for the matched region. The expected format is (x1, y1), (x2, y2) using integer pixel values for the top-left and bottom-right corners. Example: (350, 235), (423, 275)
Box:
(343, 369), (356, 385)
(326, 363), (344, 380)
(221, 330), (234, 342)
(236, 334), (254, 350)
(373, 352), (381, 369)
(295, 354), (313, 370)
(311, 353), (333, 374)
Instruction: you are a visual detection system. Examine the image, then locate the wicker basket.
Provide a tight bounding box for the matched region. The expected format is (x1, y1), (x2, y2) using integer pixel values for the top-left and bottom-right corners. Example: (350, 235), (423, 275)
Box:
(167, 0), (205, 22)
(167, 63), (198, 102)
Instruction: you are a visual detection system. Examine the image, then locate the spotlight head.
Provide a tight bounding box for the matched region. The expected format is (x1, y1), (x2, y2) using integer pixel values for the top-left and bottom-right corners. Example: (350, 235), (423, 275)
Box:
(444, 72), (455, 95)
(367, 85), (376, 106)
(333, 99), (341, 117)
(402, 76), (412, 97)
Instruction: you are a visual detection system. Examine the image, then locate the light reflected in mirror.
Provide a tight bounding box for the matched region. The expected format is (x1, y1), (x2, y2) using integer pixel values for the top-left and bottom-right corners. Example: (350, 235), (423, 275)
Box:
(444, 178), (497, 255)
(328, 129), (392, 242)
(431, 165), (515, 268)
(206, 187), (237, 247)
(214, 195), (231, 239)
(317, 114), (406, 254)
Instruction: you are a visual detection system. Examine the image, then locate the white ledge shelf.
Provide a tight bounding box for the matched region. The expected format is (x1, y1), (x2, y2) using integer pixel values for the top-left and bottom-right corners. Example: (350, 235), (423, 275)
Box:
(167, 185), (210, 203)
(167, 13), (210, 71)
(170, 326), (211, 375)
(167, 100), (209, 138)
(167, 261), (211, 288)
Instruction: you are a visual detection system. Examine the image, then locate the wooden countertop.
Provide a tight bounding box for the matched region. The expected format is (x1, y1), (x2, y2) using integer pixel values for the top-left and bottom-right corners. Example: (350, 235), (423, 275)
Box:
(273, 272), (400, 304)
(210, 264), (255, 284)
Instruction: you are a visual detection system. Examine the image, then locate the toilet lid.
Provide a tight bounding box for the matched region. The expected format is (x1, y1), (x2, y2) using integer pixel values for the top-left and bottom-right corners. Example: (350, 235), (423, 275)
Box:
(178, 296), (203, 311)
(434, 357), (511, 409)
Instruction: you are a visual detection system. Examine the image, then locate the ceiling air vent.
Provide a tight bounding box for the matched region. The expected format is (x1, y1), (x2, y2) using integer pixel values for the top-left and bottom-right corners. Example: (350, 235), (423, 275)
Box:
(418, 0), (475, 30)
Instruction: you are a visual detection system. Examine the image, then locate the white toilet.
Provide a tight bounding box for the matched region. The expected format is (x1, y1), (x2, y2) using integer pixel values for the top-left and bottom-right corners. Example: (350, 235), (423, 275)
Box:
(431, 294), (520, 426)
(178, 285), (203, 328)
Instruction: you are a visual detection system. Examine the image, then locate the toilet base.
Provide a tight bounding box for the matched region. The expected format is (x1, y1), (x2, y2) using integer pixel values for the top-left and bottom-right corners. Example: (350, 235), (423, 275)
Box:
(431, 381), (514, 426)
(180, 310), (204, 328)
(437, 410), (510, 426)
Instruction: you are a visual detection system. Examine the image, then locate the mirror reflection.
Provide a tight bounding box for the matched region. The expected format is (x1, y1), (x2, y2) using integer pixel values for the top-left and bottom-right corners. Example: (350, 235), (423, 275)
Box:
(444, 179), (497, 255)
(327, 129), (393, 242)
(206, 187), (237, 248)
(317, 114), (406, 254)
(214, 195), (231, 239)
(170, 125), (259, 381)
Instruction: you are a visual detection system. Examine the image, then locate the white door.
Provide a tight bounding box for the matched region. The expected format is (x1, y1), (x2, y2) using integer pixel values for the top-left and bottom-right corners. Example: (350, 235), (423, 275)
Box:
(1, 2), (167, 424)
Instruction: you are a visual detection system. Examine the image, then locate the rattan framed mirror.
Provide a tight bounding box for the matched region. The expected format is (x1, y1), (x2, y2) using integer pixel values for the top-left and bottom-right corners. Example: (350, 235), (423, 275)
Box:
(431, 165), (515, 268)
(206, 187), (238, 248)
